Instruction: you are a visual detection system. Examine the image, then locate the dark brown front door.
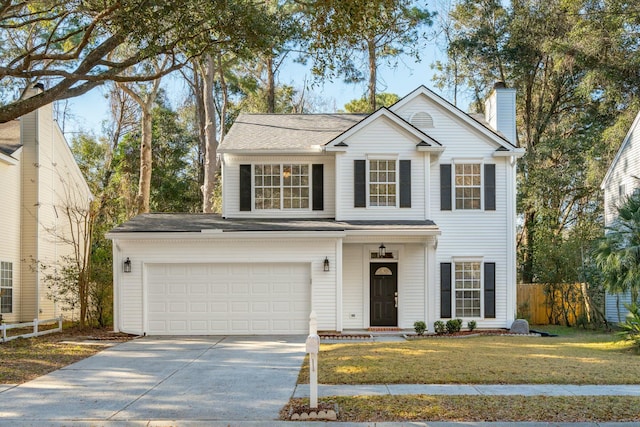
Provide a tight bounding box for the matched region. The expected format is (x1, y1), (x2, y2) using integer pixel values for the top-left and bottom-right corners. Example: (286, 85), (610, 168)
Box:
(370, 263), (398, 327)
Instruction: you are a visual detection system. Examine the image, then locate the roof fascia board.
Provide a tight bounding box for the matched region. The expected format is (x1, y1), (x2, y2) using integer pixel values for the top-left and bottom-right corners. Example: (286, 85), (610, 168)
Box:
(602, 110), (640, 189)
(0, 151), (19, 165)
(107, 230), (348, 240)
(493, 148), (525, 158)
(390, 85), (519, 151)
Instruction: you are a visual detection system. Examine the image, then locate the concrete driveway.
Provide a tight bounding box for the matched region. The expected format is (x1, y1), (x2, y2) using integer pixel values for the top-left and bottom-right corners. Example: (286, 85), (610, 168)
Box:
(0, 336), (305, 424)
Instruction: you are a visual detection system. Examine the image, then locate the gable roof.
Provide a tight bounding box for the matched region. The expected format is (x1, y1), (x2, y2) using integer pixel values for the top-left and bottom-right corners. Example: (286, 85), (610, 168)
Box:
(219, 113), (367, 153)
(325, 107), (443, 150)
(390, 85), (519, 151)
(602, 109), (640, 189)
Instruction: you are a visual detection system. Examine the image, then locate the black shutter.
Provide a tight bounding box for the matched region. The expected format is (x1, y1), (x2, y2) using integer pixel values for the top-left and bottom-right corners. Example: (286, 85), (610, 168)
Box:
(399, 160), (411, 208)
(484, 262), (496, 318)
(354, 160), (366, 208)
(440, 263), (452, 318)
(440, 164), (452, 211)
(239, 164), (252, 211)
(484, 164), (496, 211)
(312, 164), (324, 211)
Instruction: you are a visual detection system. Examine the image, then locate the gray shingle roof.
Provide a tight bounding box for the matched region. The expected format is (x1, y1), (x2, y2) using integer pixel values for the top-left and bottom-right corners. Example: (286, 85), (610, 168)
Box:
(0, 120), (21, 156)
(219, 114), (367, 152)
(109, 213), (436, 233)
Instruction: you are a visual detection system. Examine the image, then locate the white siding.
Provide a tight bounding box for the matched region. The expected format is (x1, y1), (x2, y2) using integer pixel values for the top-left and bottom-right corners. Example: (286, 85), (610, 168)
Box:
(113, 237), (338, 335)
(342, 244), (364, 329)
(342, 243), (426, 330)
(15, 103), (91, 321)
(222, 154), (335, 218)
(602, 111), (640, 322)
(336, 116), (426, 220)
(0, 150), (22, 322)
(430, 156), (511, 328)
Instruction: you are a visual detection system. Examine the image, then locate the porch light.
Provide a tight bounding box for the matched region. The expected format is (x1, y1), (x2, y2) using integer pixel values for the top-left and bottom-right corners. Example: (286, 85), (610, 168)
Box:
(378, 243), (386, 258)
(123, 257), (132, 273)
(323, 257), (330, 272)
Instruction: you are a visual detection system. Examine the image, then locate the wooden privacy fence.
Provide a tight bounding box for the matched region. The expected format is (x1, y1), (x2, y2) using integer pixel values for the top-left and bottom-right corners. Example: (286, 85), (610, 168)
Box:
(517, 283), (586, 326)
(0, 316), (63, 342)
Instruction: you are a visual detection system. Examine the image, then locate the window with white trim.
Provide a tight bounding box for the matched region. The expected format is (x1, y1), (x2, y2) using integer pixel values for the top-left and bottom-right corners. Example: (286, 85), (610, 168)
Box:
(454, 261), (481, 317)
(455, 163), (481, 210)
(0, 261), (12, 314)
(369, 159), (397, 207)
(254, 164), (309, 210)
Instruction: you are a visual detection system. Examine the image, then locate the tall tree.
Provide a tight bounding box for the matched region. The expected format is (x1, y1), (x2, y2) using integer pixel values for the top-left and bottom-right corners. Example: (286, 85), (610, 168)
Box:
(301, 0), (432, 111)
(0, 0), (275, 122)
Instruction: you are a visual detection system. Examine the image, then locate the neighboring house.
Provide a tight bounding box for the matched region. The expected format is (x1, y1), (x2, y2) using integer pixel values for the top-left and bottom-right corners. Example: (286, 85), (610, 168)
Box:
(601, 109), (640, 323)
(0, 85), (92, 323)
(108, 84), (524, 336)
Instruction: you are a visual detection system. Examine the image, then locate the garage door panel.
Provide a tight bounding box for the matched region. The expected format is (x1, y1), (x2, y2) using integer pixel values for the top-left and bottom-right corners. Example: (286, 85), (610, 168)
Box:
(147, 263), (310, 335)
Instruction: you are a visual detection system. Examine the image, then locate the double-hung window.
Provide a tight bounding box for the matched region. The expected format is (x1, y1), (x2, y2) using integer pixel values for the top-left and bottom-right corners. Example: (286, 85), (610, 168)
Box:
(254, 164), (309, 210)
(455, 164), (481, 210)
(369, 159), (397, 207)
(440, 260), (495, 319)
(0, 261), (12, 314)
(454, 261), (481, 317)
(440, 162), (495, 211)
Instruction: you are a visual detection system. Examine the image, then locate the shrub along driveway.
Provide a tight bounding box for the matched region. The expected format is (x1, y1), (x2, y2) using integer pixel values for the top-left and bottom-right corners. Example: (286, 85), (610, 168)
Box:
(0, 336), (305, 423)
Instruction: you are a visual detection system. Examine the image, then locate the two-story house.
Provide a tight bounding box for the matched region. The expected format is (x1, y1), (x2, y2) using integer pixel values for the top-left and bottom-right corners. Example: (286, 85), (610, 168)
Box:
(107, 84), (524, 335)
(0, 85), (92, 323)
(601, 109), (640, 323)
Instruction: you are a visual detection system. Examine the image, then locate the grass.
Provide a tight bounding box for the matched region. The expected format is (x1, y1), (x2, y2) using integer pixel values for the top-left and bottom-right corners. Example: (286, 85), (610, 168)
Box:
(283, 395), (640, 422)
(0, 325), (134, 384)
(298, 327), (639, 384)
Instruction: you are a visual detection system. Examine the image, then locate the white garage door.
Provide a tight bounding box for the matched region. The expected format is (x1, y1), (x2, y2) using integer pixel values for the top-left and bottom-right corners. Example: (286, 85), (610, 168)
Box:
(146, 263), (310, 335)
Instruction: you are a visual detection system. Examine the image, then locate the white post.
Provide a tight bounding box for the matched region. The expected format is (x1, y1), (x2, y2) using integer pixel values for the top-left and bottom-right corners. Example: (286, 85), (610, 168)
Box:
(305, 311), (320, 409)
(58, 315), (63, 332)
(34, 318), (38, 335)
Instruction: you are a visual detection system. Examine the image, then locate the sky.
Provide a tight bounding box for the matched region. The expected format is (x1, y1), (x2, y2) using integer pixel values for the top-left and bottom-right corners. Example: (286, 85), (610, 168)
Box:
(62, 12), (467, 139)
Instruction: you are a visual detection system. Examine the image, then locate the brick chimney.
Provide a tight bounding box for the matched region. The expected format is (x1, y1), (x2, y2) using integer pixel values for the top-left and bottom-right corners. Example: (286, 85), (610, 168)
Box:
(484, 81), (517, 145)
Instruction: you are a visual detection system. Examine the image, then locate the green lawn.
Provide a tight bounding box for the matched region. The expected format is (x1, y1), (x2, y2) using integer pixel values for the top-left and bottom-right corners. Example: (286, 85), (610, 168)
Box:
(298, 328), (639, 384)
(285, 328), (640, 422)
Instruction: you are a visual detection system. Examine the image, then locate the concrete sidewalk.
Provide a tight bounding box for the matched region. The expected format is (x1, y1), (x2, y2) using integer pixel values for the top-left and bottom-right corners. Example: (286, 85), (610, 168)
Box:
(293, 383), (640, 397)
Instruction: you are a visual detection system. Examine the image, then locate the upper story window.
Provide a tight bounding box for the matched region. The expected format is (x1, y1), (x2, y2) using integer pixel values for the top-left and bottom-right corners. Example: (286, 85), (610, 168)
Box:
(440, 163), (495, 211)
(254, 164), (309, 210)
(0, 261), (12, 314)
(455, 164), (481, 210)
(369, 159), (397, 207)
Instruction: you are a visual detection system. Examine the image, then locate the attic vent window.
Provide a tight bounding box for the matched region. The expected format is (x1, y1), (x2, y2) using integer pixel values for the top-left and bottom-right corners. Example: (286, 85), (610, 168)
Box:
(411, 112), (434, 129)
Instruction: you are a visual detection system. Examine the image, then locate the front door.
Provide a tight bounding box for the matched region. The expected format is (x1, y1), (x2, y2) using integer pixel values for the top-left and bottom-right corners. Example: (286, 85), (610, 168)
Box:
(370, 263), (398, 327)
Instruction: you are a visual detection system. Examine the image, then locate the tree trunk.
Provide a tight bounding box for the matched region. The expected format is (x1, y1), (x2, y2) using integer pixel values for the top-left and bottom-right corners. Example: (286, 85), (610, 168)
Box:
(367, 38), (377, 112)
(136, 105), (153, 213)
(217, 55), (229, 144)
(520, 209), (536, 283)
(201, 55), (218, 213)
(266, 54), (275, 114)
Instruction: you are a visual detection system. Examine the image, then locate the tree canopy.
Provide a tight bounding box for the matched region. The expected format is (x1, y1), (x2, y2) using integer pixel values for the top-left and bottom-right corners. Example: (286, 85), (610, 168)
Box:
(0, 0), (276, 122)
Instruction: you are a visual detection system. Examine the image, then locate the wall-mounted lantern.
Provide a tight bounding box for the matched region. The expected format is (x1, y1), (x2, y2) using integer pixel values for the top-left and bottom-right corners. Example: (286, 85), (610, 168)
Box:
(378, 243), (386, 258)
(323, 257), (330, 272)
(123, 257), (132, 273)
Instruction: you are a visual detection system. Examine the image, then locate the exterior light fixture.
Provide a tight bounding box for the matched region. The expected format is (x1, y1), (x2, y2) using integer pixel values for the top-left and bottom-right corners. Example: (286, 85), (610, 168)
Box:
(123, 257), (132, 273)
(323, 257), (330, 272)
(378, 243), (386, 258)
